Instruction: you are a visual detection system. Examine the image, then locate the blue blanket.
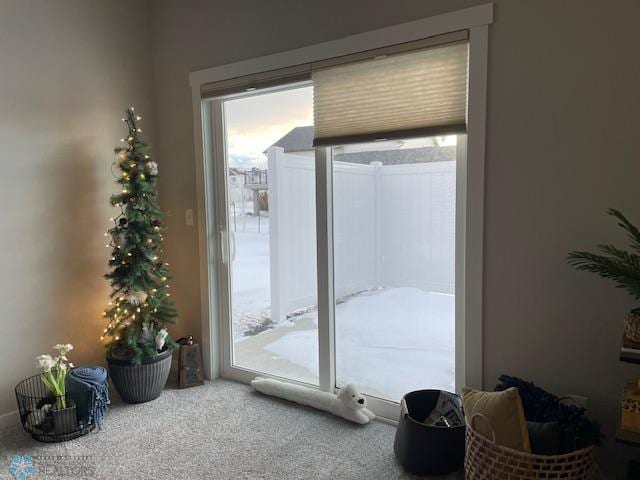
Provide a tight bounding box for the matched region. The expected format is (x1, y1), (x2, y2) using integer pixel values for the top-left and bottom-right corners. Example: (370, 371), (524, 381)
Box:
(66, 366), (110, 429)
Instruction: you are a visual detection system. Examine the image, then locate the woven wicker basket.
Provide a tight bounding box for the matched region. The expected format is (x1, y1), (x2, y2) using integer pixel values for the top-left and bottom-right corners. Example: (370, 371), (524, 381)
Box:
(624, 312), (640, 343)
(465, 414), (594, 480)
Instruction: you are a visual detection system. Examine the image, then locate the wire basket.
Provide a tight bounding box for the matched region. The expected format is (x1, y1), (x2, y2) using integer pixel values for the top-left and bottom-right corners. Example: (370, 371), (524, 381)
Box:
(465, 414), (594, 479)
(15, 374), (95, 443)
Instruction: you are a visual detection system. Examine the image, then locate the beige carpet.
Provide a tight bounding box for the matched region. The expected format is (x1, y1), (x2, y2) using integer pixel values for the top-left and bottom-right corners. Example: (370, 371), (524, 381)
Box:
(0, 380), (462, 479)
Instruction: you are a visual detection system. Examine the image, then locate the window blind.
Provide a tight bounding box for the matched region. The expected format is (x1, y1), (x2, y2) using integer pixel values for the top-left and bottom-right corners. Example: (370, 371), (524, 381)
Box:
(312, 41), (469, 146)
(200, 64), (311, 99)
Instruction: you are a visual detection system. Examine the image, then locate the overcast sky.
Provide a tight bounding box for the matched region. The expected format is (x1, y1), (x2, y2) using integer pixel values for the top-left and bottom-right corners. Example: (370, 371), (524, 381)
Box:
(225, 86), (313, 168)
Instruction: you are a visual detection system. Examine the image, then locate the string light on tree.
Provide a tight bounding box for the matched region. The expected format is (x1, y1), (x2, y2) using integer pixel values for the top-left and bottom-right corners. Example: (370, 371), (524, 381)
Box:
(102, 107), (179, 364)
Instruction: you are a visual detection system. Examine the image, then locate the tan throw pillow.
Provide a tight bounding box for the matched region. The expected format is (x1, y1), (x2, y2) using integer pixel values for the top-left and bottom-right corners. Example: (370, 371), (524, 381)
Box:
(462, 387), (531, 453)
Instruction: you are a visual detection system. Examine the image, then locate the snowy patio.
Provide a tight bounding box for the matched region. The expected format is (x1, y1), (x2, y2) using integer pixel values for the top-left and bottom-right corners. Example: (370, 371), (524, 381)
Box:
(235, 286), (454, 401)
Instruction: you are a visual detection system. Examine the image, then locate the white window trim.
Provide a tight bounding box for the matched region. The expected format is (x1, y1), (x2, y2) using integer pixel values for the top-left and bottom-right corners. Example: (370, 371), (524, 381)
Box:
(189, 3), (492, 418)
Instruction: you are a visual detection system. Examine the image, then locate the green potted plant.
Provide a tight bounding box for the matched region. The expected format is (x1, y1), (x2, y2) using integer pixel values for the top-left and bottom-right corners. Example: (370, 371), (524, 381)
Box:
(567, 209), (640, 342)
(102, 108), (179, 403)
(36, 344), (77, 434)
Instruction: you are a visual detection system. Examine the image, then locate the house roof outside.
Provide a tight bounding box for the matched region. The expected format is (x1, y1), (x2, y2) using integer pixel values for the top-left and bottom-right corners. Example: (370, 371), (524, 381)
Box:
(266, 126), (314, 154)
(266, 126), (456, 165)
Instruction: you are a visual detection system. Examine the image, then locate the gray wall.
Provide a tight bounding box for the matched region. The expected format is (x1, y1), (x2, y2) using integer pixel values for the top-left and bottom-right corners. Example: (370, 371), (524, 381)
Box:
(0, 0), (156, 418)
(149, 0), (640, 474)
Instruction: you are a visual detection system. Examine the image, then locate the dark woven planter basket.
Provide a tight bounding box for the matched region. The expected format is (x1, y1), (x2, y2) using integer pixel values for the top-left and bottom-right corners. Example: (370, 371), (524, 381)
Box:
(107, 349), (172, 404)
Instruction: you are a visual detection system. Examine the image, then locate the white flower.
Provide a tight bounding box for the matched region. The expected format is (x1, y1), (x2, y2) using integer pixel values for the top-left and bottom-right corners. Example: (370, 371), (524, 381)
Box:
(36, 355), (56, 372)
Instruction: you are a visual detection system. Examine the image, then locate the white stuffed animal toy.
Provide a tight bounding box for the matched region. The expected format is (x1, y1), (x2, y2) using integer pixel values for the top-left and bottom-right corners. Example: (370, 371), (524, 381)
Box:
(155, 328), (168, 351)
(251, 377), (375, 424)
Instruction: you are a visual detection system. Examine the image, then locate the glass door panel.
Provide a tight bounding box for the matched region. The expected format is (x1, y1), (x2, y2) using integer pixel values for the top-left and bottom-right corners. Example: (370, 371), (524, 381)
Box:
(332, 136), (457, 402)
(222, 85), (319, 385)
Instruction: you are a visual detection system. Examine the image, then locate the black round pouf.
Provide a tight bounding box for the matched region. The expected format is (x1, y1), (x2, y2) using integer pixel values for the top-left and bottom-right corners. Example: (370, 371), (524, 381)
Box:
(393, 390), (465, 476)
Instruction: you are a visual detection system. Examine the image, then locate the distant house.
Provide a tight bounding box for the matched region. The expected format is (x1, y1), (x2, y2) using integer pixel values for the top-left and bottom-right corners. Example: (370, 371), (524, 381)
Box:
(243, 167), (268, 187)
(228, 166), (269, 215)
(266, 126), (456, 165)
(266, 126), (315, 158)
(228, 167), (247, 208)
(228, 167), (245, 187)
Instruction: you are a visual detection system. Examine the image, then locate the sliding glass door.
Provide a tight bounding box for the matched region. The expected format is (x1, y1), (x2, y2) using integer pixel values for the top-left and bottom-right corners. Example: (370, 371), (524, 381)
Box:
(213, 83), (458, 408)
(209, 71), (466, 422)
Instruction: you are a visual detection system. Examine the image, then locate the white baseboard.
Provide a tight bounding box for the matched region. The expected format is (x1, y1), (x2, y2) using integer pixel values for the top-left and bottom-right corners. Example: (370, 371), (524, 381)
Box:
(0, 409), (19, 429)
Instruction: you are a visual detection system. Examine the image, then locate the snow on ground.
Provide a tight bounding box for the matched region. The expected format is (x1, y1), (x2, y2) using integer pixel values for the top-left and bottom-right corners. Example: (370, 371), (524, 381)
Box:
(263, 287), (454, 402)
(230, 208), (455, 402)
(231, 211), (272, 338)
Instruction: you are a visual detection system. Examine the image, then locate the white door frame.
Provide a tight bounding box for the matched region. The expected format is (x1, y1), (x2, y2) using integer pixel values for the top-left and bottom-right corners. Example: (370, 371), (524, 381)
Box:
(189, 3), (493, 420)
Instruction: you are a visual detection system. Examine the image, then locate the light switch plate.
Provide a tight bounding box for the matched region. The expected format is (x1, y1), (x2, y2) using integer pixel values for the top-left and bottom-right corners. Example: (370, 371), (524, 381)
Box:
(185, 209), (194, 226)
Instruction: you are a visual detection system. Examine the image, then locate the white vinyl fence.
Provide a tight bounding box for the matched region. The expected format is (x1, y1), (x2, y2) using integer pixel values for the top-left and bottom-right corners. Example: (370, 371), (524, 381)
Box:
(267, 146), (455, 323)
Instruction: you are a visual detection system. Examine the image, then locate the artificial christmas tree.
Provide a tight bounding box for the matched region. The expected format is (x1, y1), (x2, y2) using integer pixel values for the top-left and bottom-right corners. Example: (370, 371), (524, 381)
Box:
(102, 107), (178, 403)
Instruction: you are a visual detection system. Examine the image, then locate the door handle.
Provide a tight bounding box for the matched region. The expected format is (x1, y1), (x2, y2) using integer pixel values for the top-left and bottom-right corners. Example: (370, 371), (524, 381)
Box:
(220, 229), (229, 264)
(230, 230), (237, 262)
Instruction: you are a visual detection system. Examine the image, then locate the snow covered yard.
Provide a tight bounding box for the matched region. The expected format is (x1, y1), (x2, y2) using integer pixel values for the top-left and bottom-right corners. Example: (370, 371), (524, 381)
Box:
(230, 210), (455, 402)
(247, 287), (454, 402)
(230, 211), (272, 338)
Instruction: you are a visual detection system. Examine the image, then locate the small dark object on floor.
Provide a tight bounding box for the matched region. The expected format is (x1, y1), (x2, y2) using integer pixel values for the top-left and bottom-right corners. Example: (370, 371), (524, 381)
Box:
(179, 342), (204, 389)
(495, 374), (603, 453)
(394, 390), (465, 476)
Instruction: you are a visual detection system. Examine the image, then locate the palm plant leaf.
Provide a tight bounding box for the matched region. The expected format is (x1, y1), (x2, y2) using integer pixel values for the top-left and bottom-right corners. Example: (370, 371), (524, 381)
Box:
(596, 244), (640, 267)
(567, 251), (640, 298)
(567, 209), (640, 301)
(607, 208), (640, 254)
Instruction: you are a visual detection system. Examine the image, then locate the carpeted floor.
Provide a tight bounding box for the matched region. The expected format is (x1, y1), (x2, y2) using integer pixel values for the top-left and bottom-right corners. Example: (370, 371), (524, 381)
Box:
(0, 380), (462, 479)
